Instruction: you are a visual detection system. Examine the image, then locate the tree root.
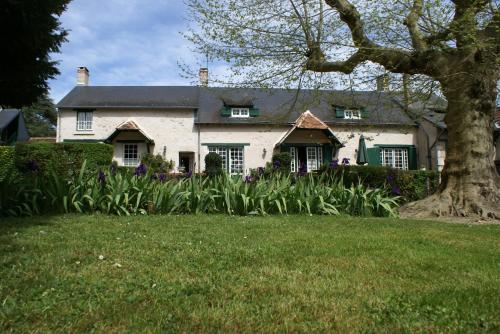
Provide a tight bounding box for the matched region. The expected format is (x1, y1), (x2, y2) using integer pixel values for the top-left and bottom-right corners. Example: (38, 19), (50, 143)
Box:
(399, 192), (500, 220)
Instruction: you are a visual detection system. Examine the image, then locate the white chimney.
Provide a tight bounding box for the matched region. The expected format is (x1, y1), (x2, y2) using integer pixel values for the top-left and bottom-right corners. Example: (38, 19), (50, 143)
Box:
(199, 68), (208, 87)
(77, 67), (89, 86)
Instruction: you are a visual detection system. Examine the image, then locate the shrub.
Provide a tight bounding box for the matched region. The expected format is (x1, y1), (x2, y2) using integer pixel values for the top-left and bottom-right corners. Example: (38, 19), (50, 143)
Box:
(272, 152), (292, 173)
(14, 142), (113, 177)
(320, 165), (439, 202)
(141, 153), (174, 173)
(0, 146), (15, 183)
(205, 152), (223, 177)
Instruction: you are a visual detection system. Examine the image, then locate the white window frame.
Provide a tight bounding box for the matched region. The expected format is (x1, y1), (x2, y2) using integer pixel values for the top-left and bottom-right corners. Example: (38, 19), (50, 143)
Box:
(208, 146), (245, 174)
(76, 111), (93, 131)
(344, 109), (361, 120)
(306, 147), (318, 172)
(231, 108), (250, 118)
(380, 147), (409, 170)
(290, 147), (297, 172)
(123, 144), (139, 167)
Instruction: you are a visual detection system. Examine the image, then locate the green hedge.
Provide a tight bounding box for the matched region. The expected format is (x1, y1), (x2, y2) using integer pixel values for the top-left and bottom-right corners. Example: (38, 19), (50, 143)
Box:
(14, 142), (113, 177)
(321, 165), (439, 202)
(0, 146), (16, 183)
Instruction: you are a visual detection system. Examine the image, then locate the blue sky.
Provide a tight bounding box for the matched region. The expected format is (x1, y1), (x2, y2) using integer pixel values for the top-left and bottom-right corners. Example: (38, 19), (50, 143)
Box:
(49, 0), (206, 103)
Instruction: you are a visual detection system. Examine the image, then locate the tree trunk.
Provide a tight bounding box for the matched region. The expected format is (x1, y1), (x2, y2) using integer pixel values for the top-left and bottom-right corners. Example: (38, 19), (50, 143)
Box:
(401, 68), (500, 219)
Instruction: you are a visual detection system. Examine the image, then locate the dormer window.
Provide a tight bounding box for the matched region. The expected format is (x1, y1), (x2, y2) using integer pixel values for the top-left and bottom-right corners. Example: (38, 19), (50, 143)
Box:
(335, 106), (368, 119)
(344, 109), (361, 119)
(231, 108), (250, 118)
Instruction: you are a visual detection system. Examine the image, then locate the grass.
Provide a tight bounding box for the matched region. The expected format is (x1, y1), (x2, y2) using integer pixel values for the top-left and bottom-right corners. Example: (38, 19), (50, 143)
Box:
(0, 215), (499, 333)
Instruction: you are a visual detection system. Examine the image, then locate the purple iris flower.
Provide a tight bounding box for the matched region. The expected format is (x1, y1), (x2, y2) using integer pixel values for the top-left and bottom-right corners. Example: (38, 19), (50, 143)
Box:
(244, 175), (253, 183)
(273, 160), (281, 170)
(159, 173), (167, 183)
(386, 173), (395, 183)
(98, 170), (106, 185)
(26, 160), (39, 172)
(391, 186), (401, 196)
(341, 158), (350, 166)
(186, 170), (193, 178)
(330, 159), (339, 169)
(134, 163), (147, 176)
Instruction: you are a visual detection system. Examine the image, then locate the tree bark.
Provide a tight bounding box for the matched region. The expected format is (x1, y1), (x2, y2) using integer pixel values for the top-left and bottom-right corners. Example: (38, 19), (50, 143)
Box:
(401, 66), (500, 219)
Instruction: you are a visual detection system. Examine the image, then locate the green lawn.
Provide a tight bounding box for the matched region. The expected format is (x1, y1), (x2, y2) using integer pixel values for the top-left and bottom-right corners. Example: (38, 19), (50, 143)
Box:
(1, 215), (499, 333)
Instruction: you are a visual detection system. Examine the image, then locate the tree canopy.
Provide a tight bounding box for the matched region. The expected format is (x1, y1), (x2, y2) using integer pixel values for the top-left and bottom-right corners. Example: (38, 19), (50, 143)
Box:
(0, 0), (70, 108)
(22, 94), (57, 137)
(186, 0), (500, 218)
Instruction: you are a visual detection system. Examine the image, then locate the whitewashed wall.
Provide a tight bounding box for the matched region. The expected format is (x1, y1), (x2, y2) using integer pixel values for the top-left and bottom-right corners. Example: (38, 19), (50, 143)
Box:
(58, 109), (198, 170)
(58, 109), (417, 172)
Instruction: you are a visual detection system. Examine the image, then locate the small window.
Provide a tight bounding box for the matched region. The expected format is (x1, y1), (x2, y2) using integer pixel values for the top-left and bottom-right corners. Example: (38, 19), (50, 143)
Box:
(76, 111), (93, 131)
(124, 144), (139, 167)
(231, 108), (250, 118)
(344, 109), (361, 119)
(380, 148), (408, 170)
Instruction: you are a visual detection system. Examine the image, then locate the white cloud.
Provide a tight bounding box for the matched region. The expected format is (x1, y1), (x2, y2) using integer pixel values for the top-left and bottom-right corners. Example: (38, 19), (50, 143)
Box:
(49, 0), (201, 102)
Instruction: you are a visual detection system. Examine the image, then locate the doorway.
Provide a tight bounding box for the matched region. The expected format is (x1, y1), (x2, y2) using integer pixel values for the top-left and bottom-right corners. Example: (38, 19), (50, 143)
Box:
(179, 152), (195, 173)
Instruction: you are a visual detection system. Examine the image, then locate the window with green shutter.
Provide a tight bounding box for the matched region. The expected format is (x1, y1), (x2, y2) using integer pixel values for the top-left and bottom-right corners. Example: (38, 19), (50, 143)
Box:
(220, 106), (231, 117)
(249, 107), (260, 117)
(370, 145), (418, 170)
(335, 106), (345, 118)
(367, 147), (381, 166)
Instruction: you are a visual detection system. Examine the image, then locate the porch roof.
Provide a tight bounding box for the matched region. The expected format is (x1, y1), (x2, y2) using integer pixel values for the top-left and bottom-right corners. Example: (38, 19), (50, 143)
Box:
(105, 120), (154, 144)
(275, 110), (343, 147)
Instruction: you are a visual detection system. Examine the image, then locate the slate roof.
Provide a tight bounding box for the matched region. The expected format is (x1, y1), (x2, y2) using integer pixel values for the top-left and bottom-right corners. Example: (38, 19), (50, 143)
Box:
(57, 86), (199, 109)
(0, 109), (30, 143)
(57, 86), (435, 126)
(197, 87), (416, 126)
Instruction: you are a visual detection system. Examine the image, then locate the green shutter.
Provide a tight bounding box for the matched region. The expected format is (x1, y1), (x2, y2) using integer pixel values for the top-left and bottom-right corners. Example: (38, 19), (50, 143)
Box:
(249, 108), (260, 117)
(360, 107), (369, 118)
(220, 107), (231, 117)
(335, 106), (345, 118)
(408, 146), (417, 170)
(322, 145), (333, 165)
(367, 147), (381, 166)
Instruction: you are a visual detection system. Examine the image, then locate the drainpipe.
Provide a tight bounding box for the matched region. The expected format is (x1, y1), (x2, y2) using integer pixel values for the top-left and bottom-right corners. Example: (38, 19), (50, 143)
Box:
(56, 108), (61, 143)
(197, 121), (201, 174)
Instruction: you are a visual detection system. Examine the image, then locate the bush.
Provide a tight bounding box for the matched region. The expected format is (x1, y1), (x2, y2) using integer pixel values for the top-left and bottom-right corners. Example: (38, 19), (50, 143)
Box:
(14, 142), (113, 178)
(205, 152), (223, 177)
(320, 165), (439, 202)
(0, 146), (16, 183)
(272, 152), (292, 173)
(141, 153), (174, 173)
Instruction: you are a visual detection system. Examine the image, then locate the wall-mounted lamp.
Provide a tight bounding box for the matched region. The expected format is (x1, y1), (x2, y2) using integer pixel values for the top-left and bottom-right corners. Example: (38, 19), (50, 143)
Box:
(163, 146), (167, 159)
(262, 148), (267, 158)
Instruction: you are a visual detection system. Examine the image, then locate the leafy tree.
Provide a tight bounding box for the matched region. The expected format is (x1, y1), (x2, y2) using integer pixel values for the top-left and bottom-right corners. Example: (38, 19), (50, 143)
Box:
(22, 95), (57, 137)
(0, 0), (70, 108)
(186, 0), (500, 218)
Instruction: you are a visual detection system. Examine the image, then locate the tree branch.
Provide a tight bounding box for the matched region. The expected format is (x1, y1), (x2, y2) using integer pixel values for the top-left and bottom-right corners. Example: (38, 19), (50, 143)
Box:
(403, 0), (427, 51)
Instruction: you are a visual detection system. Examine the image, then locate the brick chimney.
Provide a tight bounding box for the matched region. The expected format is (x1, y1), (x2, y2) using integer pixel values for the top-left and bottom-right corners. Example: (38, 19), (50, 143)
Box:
(199, 68), (208, 87)
(77, 67), (89, 86)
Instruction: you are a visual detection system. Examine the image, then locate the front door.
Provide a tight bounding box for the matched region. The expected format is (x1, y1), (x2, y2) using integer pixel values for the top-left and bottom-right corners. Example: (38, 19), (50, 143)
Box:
(289, 146), (323, 172)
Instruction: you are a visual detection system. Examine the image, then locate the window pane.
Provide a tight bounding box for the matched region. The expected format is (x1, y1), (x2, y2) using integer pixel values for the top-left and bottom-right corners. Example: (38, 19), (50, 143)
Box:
(77, 111), (93, 130)
(230, 147), (244, 174)
(307, 147), (318, 171)
(124, 144), (139, 167)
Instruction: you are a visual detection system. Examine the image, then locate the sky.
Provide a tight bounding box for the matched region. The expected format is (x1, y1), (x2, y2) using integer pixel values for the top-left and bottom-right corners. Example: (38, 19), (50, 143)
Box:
(49, 0), (207, 103)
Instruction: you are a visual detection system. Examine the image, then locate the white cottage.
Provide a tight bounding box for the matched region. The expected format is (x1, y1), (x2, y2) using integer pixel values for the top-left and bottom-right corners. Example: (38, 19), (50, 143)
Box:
(57, 67), (433, 174)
